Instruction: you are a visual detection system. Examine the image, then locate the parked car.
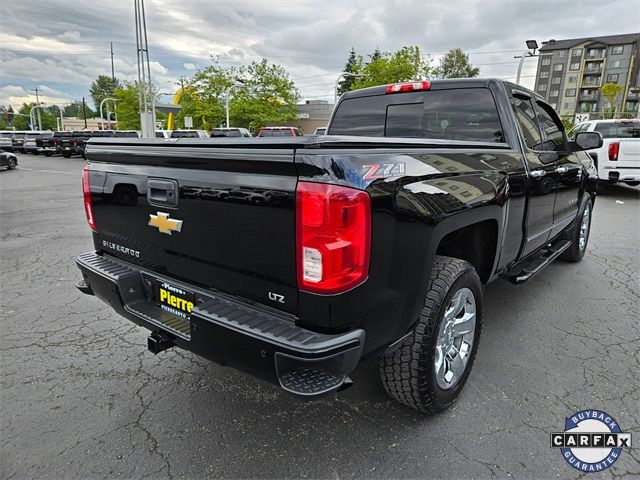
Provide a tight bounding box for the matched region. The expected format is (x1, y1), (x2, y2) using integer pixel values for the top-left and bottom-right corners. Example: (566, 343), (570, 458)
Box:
(170, 129), (208, 138)
(569, 119), (640, 186)
(76, 78), (601, 413)
(22, 132), (52, 154)
(0, 152), (18, 170)
(0, 131), (13, 152)
(35, 132), (56, 156)
(113, 130), (141, 138)
(11, 132), (27, 153)
(155, 130), (171, 139)
(210, 128), (252, 138)
(314, 127), (327, 135)
(256, 126), (304, 137)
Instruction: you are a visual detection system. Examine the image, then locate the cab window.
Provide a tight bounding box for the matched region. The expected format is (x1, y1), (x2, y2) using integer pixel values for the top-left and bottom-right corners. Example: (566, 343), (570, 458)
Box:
(534, 102), (567, 152)
(511, 96), (544, 150)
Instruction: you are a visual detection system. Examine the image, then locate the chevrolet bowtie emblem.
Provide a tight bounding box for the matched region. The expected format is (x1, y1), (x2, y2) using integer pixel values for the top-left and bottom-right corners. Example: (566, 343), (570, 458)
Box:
(148, 212), (183, 235)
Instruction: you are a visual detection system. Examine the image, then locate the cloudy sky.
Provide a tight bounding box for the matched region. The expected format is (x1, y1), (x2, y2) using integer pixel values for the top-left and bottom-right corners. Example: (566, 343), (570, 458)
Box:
(1, 0), (639, 109)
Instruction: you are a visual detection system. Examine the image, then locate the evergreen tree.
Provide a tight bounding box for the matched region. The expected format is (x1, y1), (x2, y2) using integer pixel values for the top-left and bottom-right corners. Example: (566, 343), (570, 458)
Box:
(337, 47), (360, 96)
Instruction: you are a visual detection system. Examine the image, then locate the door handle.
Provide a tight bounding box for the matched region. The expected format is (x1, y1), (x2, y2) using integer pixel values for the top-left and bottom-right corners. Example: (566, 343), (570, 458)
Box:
(555, 166), (569, 174)
(530, 169), (546, 178)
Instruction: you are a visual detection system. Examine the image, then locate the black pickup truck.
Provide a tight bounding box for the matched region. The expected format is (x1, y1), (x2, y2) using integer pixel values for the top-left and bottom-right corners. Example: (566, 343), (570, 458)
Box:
(76, 79), (602, 413)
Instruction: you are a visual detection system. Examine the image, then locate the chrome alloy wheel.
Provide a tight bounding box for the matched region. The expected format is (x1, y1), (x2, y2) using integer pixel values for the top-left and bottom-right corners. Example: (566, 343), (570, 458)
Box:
(434, 287), (477, 390)
(579, 205), (590, 252)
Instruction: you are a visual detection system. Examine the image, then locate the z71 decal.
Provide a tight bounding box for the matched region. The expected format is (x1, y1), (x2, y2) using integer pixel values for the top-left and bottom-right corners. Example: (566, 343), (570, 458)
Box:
(362, 162), (406, 180)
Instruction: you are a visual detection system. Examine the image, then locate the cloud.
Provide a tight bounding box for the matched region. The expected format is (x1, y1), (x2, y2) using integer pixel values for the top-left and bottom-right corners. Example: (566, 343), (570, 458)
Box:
(0, 84), (75, 106)
(1, 0), (638, 107)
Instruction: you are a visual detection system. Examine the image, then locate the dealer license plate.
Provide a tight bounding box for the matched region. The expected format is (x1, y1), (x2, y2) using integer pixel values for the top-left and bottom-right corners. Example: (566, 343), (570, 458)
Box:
(157, 281), (195, 320)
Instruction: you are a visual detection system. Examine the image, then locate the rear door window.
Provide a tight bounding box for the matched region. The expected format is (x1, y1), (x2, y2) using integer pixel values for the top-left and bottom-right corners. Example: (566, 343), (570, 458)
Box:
(534, 102), (567, 152)
(329, 88), (504, 143)
(594, 121), (640, 138)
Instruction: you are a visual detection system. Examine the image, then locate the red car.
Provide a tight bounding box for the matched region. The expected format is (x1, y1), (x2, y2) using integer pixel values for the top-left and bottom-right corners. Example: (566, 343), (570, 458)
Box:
(256, 126), (304, 137)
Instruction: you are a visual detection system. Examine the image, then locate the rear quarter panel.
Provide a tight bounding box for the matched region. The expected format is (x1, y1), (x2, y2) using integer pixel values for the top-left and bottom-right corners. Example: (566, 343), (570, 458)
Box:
(295, 146), (525, 355)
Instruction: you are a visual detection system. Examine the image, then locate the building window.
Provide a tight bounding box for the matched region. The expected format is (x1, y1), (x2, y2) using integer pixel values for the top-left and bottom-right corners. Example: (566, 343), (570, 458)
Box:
(538, 84), (547, 92)
(541, 57), (551, 66)
(606, 74), (619, 83)
(612, 45), (624, 55)
(557, 51), (565, 58)
(572, 48), (582, 56)
(565, 89), (576, 97)
(550, 103), (558, 110)
(540, 71), (549, 79)
(553, 64), (564, 72)
(570, 62), (580, 70)
(612, 60), (621, 68)
(550, 90), (559, 97)
(563, 102), (575, 110)
(588, 49), (603, 57)
(567, 76), (576, 83)
(552, 77), (561, 84)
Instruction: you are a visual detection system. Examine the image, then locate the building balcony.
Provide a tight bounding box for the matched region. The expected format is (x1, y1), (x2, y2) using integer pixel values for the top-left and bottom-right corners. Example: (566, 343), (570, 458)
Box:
(580, 81), (602, 88)
(626, 91), (639, 100)
(579, 93), (599, 101)
(584, 55), (605, 61)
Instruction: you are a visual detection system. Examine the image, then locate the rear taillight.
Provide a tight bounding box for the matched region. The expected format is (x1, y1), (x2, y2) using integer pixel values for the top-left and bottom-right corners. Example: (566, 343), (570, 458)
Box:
(386, 81), (431, 94)
(82, 166), (96, 232)
(608, 142), (619, 161)
(296, 181), (371, 294)
(73, 139), (77, 146)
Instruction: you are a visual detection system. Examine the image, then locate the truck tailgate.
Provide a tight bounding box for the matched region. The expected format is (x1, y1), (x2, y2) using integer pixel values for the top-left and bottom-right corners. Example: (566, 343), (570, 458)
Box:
(620, 139), (640, 163)
(86, 139), (301, 315)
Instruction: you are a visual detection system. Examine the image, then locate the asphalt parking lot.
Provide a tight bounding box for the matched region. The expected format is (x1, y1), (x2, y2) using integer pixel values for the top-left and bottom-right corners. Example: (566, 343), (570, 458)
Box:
(1, 153), (639, 479)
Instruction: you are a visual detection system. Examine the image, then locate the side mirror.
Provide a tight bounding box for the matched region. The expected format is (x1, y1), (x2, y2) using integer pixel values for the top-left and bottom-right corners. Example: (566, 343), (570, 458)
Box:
(572, 131), (603, 151)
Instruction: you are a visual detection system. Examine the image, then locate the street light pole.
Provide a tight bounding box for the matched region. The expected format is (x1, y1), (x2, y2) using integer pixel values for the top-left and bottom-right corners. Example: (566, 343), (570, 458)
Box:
(99, 97), (118, 130)
(224, 80), (247, 128)
(334, 72), (364, 104)
(514, 39), (540, 86)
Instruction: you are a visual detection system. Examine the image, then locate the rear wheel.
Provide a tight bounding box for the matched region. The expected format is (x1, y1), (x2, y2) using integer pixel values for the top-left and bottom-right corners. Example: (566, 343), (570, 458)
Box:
(7, 158), (17, 170)
(560, 196), (592, 262)
(378, 256), (482, 414)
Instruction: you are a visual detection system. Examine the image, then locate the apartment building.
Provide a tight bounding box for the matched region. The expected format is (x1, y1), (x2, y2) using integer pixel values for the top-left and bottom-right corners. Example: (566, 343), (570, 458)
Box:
(534, 33), (640, 118)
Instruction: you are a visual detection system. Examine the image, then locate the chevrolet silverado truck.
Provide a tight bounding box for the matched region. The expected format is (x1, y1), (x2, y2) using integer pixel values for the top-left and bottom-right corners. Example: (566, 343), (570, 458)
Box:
(75, 79), (602, 413)
(569, 119), (640, 186)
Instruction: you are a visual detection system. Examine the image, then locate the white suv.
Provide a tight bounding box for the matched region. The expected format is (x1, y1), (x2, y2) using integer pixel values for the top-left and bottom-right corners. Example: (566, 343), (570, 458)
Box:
(570, 119), (640, 186)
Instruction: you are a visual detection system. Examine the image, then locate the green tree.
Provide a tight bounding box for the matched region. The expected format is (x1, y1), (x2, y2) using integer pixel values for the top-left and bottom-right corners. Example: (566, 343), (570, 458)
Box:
(181, 58), (299, 132)
(12, 103), (57, 130)
(230, 59), (299, 131)
(113, 82), (143, 129)
(599, 82), (623, 113)
(90, 75), (120, 111)
(112, 82), (165, 130)
(435, 48), (480, 78)
(337, 47), (360, 96)
(352, 46), (431, 90)
(62, 100), (95, 119)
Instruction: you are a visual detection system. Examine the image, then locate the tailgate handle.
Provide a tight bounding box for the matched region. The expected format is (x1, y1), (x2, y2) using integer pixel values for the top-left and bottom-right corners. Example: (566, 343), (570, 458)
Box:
(147, 178), (179, 208)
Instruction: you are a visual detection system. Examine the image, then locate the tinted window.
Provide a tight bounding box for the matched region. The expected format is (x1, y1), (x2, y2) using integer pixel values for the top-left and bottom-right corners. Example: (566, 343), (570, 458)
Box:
(114, 131), (139, 138)
(511, 96), (543, 150)
(329, 88), (504, 143)
(171, 131), (199, 138)
(211, 129), (241, 137)
(155, 131), (165, 138)
(260, 129), (291, 137)
(594, 122), (640, 139)
(535, 102), (566, 152)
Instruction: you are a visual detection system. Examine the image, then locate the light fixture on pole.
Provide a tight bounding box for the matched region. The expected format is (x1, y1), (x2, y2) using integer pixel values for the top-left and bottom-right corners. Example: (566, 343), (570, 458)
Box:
(99, 97), (118, 130)
(225, 79), (247, 128)
(514, 40), (540, 85)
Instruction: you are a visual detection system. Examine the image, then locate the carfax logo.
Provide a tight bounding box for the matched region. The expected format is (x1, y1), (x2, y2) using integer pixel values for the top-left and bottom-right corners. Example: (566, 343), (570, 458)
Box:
(551, 409), (632, 472)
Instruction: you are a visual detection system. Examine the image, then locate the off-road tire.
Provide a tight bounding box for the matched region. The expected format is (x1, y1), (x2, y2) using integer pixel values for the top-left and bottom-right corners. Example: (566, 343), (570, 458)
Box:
(378, 255), (483, 414)
(560, 196), (592, 262)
